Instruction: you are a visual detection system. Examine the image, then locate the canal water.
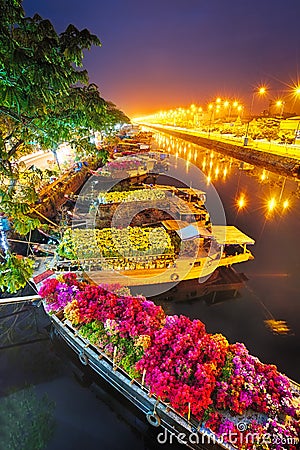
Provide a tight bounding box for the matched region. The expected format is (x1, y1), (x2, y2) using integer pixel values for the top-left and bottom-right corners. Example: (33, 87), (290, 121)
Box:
(0, 131), (299, 450)
(152, 131), (300, 383)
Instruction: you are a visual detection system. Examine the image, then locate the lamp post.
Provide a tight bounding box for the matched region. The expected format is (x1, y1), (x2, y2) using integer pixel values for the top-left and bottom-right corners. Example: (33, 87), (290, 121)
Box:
(244, 86), (267, 146)
(227, 100), (239, 121)
(208, 103), (214, 138)
(275, 100), (285, 118)
(207, 98), (224, 137)
(293, 85), (300, 144)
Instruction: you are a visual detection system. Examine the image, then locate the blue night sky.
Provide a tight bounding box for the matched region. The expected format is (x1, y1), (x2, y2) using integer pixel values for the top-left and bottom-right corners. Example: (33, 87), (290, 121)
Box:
(23, 0), (300, 117)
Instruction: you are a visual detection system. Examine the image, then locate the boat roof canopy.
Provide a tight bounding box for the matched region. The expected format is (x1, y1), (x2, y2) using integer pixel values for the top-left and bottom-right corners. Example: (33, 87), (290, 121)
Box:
(212, 225), (255, 245)
(162, 221), (211, 240)
(162, 221), (255, 245)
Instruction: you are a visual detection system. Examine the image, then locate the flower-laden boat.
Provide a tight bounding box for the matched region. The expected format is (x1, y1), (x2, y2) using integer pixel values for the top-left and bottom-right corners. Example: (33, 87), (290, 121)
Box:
(39, 273), (300, 450)
(94, 155), (158, 180)
(53, 184), (255, 289)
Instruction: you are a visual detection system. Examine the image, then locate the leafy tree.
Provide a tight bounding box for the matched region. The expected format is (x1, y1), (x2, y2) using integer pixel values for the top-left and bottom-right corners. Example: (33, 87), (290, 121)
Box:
(0, 1), (129, 181)
(0, 0), (129, 292)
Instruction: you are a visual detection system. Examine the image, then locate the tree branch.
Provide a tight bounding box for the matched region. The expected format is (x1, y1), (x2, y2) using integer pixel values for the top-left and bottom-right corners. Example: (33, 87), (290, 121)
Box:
(7, 139), (24, 159)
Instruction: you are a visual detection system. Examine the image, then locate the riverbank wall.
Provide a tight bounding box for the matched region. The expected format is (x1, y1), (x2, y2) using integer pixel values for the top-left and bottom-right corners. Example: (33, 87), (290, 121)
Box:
(146, 125), (300, 179)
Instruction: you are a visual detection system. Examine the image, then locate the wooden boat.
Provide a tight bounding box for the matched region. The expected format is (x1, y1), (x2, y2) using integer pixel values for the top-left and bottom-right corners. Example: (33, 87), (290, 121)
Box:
(47, 312), (235, 450)
(2, 281), (298, 450)
(31, 157), (101, 220)
(94, 154), (163, 180)
(53, 184), (255, 290)
(46, 306), (300, 450)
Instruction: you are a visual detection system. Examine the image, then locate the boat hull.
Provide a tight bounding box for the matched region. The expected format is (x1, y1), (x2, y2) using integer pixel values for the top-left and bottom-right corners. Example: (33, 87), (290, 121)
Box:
(83, 252), (253, 288)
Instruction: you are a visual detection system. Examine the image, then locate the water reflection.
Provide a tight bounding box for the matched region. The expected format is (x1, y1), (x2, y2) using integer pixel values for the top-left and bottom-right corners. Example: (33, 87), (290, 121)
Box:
(154, 132), (300, 222)
(153, 130), (300, 383)
(0, 386), (55, 449)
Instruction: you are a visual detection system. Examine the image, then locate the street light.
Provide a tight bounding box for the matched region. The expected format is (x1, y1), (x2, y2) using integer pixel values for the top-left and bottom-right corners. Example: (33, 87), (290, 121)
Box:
(208, 103), (214, 138)
(250, 85), (267, 115)
(258, 86), (267, 95)
(223, 100), (231, 119)
(227, 100), (241, 120)
(237, 105), (243, 116)
(275, 100), (285, 118)
(294, 85), (300, 96)
(243, 85), (267, 146)
(207, 101), (223, 137)
(293, 86), (300, 143)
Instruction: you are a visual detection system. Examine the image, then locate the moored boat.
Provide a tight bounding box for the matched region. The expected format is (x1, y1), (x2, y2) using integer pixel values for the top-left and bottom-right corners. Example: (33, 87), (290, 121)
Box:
(52, 183), (255, 290)
(38, 274), (300, 450)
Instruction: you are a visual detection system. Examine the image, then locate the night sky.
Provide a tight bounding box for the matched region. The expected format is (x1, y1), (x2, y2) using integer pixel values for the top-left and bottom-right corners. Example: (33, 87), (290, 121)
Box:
(23, 0), (300, 118)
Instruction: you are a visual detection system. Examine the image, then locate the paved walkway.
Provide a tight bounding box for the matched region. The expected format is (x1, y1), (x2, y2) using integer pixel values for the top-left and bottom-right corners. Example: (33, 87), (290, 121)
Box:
(152, 124), (300, 161)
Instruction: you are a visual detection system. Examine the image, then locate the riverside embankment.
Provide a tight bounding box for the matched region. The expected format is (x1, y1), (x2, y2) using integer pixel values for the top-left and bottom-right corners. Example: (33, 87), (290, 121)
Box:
(144, 125), (300, 179)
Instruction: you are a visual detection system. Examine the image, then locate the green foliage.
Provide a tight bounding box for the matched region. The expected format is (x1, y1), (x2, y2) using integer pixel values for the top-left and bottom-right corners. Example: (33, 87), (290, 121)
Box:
(79, 320), (144, 379)
(12, 216), (41, 236)
(0, 5), (129, 169)
(0, 1), (129, 291)
(80, 321), (110, 346)
(0, 386), (55, 450)
(0, 253), (34, 293)
(0, 1), (129, 237)
(57, 228), (77, 260)
(117, 338), (144, 379)
(0, 187), (41, 234)
(218, 352), (233, 382)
